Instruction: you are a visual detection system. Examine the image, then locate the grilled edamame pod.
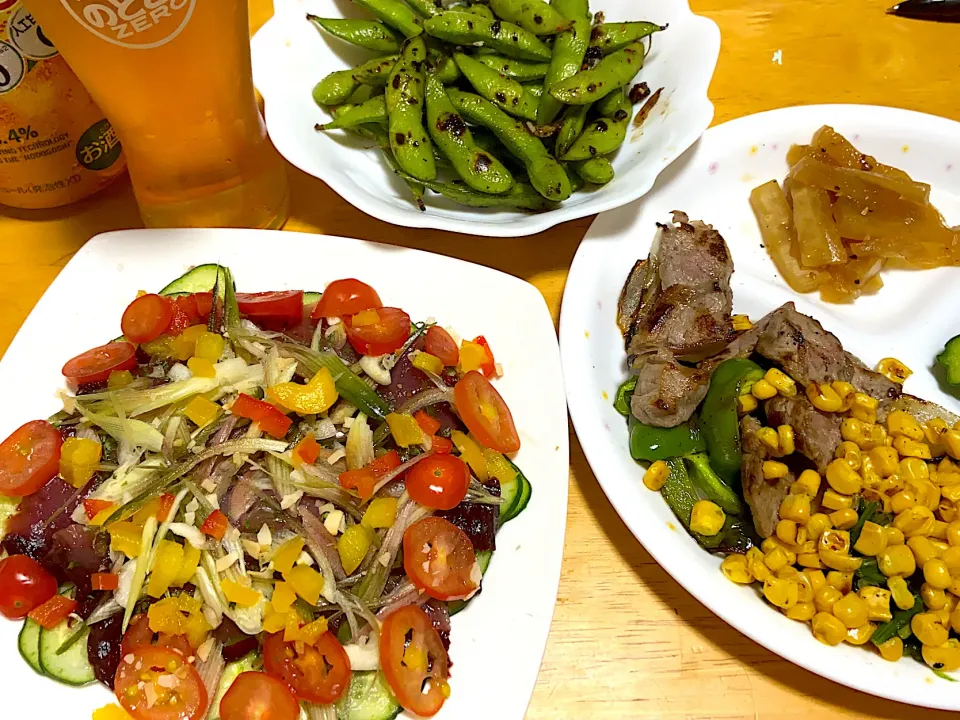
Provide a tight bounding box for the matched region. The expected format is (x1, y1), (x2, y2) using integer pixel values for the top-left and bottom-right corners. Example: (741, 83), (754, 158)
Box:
(573, 157), (615, 184)
(488, 0), (573, 35)
(317, 96), (388, 130)
(307, 16), (402, 52)
(425, 48), (462, 84)
(590, 21), (665, 54)
(549, 41), (645, 105)
(561, 87), (631, 161)
(424, 12), (552, 61)
(555, 103), (590, 158)
(448, 90), (572, 201)
(398, 172), (559, 211)
(313, 70), (360, 106)
(464, 3), (496, 19)
(537, 0), (590, 124)
(454, 53), (539, 121)
(425, 74), (515, 194)
(386, 37), (437, 181)
(404, 0), (443, 17)
(352, 55), (400, 86)
(355, 0), (424, 37)
(475, 54), (549, 81)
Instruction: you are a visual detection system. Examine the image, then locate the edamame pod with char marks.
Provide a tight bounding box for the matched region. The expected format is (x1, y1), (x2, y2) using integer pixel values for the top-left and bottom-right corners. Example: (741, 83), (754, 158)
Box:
(308, 16), (402, 52)
(573, 157), (615, 185)
(352, 55), (400, 86)
(313, 70), (360, 106)
(549, 41), (645, 104)
(400, 173), (559, 211)
(555, 103), (590, 158)
(317, 96), (388, 130)
(475, 54), (549, 81)
(355, 0), (424, 37)
(561, 88), (632, 161)
(488, 0), (573, 35)
(464, 3), (496, 19)
(590, 21), (665, 54)
(386, 37), (437, 181)
(424, 74), (515, 194)
(424, 12), (553, 61)
(454, 53), (539, 121)
(536, 0), (590, 124)
(404, 0), (443, 17)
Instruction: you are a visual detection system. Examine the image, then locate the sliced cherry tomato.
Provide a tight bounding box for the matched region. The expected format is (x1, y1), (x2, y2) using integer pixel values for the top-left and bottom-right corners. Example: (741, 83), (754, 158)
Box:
(431, 436), (453, 455)
(167, 301), (192, 336)
(192, 292), (214, 319)
(92, 572), (119, 591)
(453, 371), (520, 453)
(403, 516), (479, 601)
(0, 555), (57, 619)
(406, 455), (469, 510)
(230, 394), (292, 439)
(345, 307), (411, 356)
(424, 326), (459, 367)
(115, 645), (208, 720)
(83, 498), (115, 520)
(28, 594), (77, 629)
(121, 294), (174, 343)
(380, 605), (450, 718)
(0, 420), (62, 497)
(158, 633), (194, 658)
(173, 295), (204, 326)
(311, 279), (382, 320)
(220, 671), (300, 720)
(237, 291), (304, 325)
(262, 631), (350, 704)
(62, 341), (138, 388)
(122, 614), (193, 658)
(200, 509), (229, 540)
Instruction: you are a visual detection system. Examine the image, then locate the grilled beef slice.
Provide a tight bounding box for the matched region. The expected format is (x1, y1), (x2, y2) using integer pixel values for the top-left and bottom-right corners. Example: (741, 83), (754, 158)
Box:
(629, 347), (710, 428)
(741, 416), (794, 539)
(764, 395), (842, 475)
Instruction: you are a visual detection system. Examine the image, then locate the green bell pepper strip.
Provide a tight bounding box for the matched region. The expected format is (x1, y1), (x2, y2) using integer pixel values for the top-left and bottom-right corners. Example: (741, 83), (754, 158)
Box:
(659, 459), (751, 551)
(699, 358), (765, 486)
(684, 453), (742, 515)
(613, 376), (636, 416)
(936, 334), (960, 386)
(628, 417), (705, 463)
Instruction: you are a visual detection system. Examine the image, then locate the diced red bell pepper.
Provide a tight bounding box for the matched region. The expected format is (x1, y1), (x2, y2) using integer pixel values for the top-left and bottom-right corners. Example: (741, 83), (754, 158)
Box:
(158, 493), (176, 522)
(339, 468), (377, 501)
(167, 301), (192, 335)
(368, 450), (401, 477)
(294, 434), (320, 466)
(472, 336), (497, 377)
(413, 411), (441, 436)
(28, 595), (78, 629)
(200, 509), (229, 540)
(91, 572), (119, 591)
(231, 393), (293, 439)
(432, 436), (453, 455)
(83, 498), (115, 520)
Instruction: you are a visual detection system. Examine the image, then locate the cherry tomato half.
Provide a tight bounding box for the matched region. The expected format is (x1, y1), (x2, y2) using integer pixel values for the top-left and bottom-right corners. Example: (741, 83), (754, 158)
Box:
(262, 632), (351, 705)
(62, 341), (138, 388)
(453, 371), (520, 453)
(345, 307), (411, 356)
(424, 326), (459, 367)
(311, 278), (382, 320)
(0, 420), (62, 497)
(121, 294), (174, 343)
(404, 516), (479, 601)
(380, 605), (450, 718)
(406, 455), (469, 510)
(237, 291), (304, 323)
(220, 671), (300, 720)
(114, 645), (208, 720)
(0, 555), (57, 620)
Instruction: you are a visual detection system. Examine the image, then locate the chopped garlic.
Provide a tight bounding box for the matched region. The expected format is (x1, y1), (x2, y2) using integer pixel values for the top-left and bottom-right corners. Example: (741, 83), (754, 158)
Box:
(323, 510), (344, 536)
(205, 493), (219, 509)
(185, 498), (200, 514)
(200, 478), (217, 493)
(316, 503), (335, 516)
(326, 449), (346, 465)
(343, 417), (355, 429)
(143, 682), (159, 708)
(156, 674), (178, 689)
(296, 551), (314, 567)
(345, 638), (380, 671)
(196, 637), (215, 663)
(184, 511), (196, 526)
(70, 505), (87, 524)
(280, 490), (304, 510)
(241, 539), (262, 559)
(257, 524), (272, 547)
(378, 552), (391, 567)
(216, 552), (239, 573)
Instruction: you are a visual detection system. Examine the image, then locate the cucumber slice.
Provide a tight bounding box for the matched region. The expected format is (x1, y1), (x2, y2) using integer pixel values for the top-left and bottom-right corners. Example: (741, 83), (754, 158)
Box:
(499, 459), (532, 524)
(336, 671), (402, 720)
(304, 291), (322, 306)
(18, 619), (43, 675)
(207, 652), (260, 720)
(449, 549), (492, 616)
(38, 620), (95, 686)
(160, 264), (228, 296)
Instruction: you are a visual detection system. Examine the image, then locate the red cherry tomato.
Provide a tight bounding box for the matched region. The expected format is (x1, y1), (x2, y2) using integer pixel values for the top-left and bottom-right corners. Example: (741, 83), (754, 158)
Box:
(236, 291), (304, 326)
(167, 300), (192, 335)
(62, 342), (138, 388)
(172, 295), (205, 326)
(219, 671), (301, 720)
(121, 294), (174, 343)
(0, 555), (57, 619)
(404, 517), (479, 601)
(424, 326), (459, 367)
(453, 371), (520, 453)
(262, 632), (351, 704)
(380, 605), (450, 718)
(345, 307), (411, 356)
(0, 420), (62, 497)
(122, 614), (193, 658)
(406, 455), (469, 510)
(192, 292), (214, 319)
(114, 645), (208, 720)
(311, 279), (382, 320)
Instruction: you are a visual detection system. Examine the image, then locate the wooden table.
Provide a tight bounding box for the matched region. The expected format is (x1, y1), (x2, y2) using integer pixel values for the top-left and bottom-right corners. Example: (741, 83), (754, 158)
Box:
(2, 1), (959, 717)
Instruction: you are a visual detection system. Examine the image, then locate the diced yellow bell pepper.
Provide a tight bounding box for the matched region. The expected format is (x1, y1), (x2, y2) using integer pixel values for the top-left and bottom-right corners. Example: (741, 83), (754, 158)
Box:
(222, 578), (263, 608)
(287, 565), (325, 606)
(130, 498), (162, 529)
(266, 367), (339, 416)
(362, 497), (398, 529)
(148, 594), (203, 636)
(299, 617), (329, 645)
(59, 437), (102, 488)
(458, 340), (489, 374)
(108, 370), (134, 389)
(172, 543), (201, 587)
(184, 613), (211, 649)
(272, 581), (298, 613)
(338, 524), (374, 575)
(187, 357), (216, 378)
(172, 325), (208, 361)
(284, 613), (303, 642)
(452, 430), (488, 481)
(352, 309), (380, 327)
(90, 506), (116, 527)
(146, 540), (184, 598)
(141, 336), (175, 359)
(274, 537), (305, 576)
(109, 521), (143, 558)
(194, 332), (225, 363)
(93, 705), (136, 720)
(263, 606), (290, 634)
(482, 450), (517, 485)
(185, 395), (221, 428)
(412, 352), (444, 376)
(386, 412), (424, 448)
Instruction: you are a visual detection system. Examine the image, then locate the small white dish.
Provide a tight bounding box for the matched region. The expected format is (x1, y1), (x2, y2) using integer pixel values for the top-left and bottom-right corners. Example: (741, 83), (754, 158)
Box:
(560, 104), (960, 709)
(250, 0), (719, 237)
(0, 228), (569, 720)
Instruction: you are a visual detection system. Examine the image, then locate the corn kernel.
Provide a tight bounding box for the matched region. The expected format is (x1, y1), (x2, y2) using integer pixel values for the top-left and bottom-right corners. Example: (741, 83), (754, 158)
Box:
(841, 418), (864, 444)
(951, 606), (960, 633)
(944, 430), (960, 461)
(935, 520), (955, 541)
(924, 559), (953, 590)
(829, 508), (859, 531)
(821, 489), (854, 512)
(912, 612), (949, 646)
(795, 572), (814, 602)
(878, 544), (917, 577)
(943, 547), (960, 574)
(747, 547), (771, 582)
(922, 639), (960, 672)
(923, 583), (949, 610)
(737, 394), (758, 414)
(792, 470), (822, 497)
(888, 576), (916, 610)
(812, 612), (847, 645)
(939, 500), (958, 524)
(776, 519), (799, 545)
(780, 494), (811, 524)
(845, 623), (876, 646)
(887, 410), (924, 441)
(819, 529), (862, 572)
(751, 379), (777, 400)
(859, 586), (893, 622)
(835, 441), (862, 471)
(804, 569), (827, 593)
(731, 314), (753, 331)
(690, 500), (725, 536)
(827, 571), (854, 594)
(763, 576), (799, 609)
(851, 393), (879, 424)
(644, 460), (670, 492)
(918, 482), (942, 512)
(943, 484), (960, 503)
(776, 425), (796, 456)
(786, 602), (816, 622)
(720, 554), (753, 584)
(814, 585), (843, 613)
(764, 368), (797, 397)
(894, 505), (936, 537)
(894, 436), (932, 460)
(806, 382), (843, 413)
(926, 417), (949, 445)
(861, 457), (882, 488)
(806, 513), (832, 540)
(763, 460), (790, 481)
(947, 522), (960, 547)
(797, 552), (824, 569)
(891, 490), (918, 514)
(899, 457), (929, 485)
(854, 521), (888, 557)
(825, 459), (861, 495)
(764, 546), (791, 572)
(832, 381), (856, 412)
(756, 427), (780, 453)
(877, 636), (904, 662)
(876, 357), (912, 384)
(869, 446), (900, 477)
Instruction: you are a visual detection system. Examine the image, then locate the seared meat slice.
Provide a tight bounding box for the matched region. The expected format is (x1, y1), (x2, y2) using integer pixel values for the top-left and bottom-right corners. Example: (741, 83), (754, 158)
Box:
(880, 394), (960, 427)
(617, 259), (650, 337)
(741, 416), (794, 539)
(765, 395), (841, 475)
(629, 347), (710, 427)
(625, 211), (735, 360)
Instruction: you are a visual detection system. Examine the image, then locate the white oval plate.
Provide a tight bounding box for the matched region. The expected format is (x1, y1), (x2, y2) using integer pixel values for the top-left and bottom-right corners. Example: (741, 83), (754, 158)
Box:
(250, 0), (718, 237)
(560, 104), (960, 709)
(0, 229), (569, 720)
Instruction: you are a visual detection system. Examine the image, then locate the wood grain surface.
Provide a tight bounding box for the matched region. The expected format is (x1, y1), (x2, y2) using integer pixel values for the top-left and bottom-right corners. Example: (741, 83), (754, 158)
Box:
(2, 1), (959, 717)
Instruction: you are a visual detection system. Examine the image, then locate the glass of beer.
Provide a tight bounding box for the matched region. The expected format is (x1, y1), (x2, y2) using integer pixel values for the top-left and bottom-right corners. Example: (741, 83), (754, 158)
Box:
(21, 0), (289, 229)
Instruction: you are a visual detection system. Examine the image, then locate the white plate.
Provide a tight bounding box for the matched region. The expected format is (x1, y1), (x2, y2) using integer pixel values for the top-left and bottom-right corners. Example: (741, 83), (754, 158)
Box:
(250, 0), (718, 237)
(0, 229), (569, 720)
(560, 104), (960, 709)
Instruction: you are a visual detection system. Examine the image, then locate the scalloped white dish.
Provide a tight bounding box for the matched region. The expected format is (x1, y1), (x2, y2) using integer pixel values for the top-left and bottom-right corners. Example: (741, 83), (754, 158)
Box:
(561, 105), (960, 709)
(251, 0), (719, 237)
(0, 228), (569, 720)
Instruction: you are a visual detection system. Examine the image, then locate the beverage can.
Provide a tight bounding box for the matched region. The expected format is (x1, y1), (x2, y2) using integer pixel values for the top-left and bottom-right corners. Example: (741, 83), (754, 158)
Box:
(0, 0), (125, 209)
